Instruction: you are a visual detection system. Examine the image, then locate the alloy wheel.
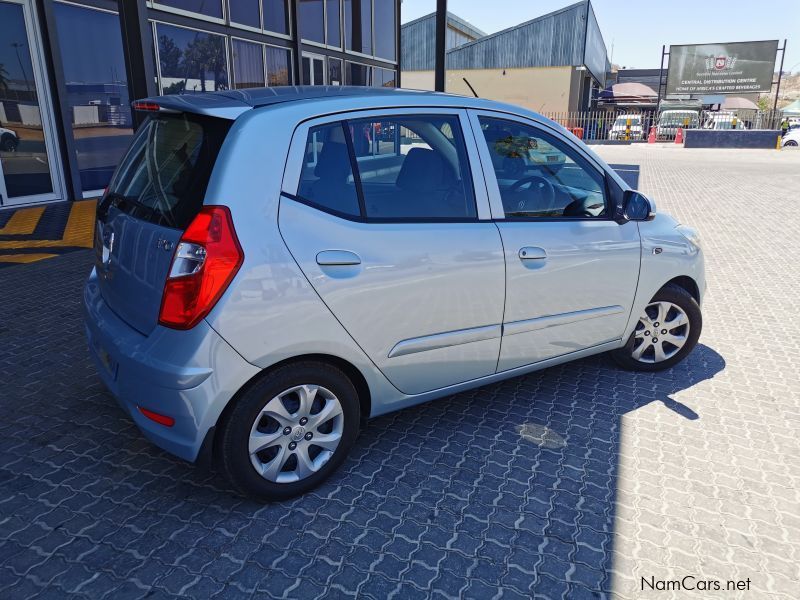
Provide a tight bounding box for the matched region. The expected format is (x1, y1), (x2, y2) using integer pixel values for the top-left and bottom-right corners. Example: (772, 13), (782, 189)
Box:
(248, 384), (344, 483)
(630, 301), (690, 364)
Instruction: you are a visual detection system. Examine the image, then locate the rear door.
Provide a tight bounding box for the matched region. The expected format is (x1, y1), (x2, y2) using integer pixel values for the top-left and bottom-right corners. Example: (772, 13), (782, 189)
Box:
(95, 111), (230, 335)
(468, 111), (641, 372)
(279, 109), (505, 395)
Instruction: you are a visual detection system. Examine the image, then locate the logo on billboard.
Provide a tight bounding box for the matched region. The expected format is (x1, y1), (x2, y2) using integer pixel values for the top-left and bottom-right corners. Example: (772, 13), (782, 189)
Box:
(705, 55), (737, 71)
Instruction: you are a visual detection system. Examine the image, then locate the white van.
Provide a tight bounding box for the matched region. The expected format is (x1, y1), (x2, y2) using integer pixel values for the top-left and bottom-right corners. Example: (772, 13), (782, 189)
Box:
(609, 114), (645, 140)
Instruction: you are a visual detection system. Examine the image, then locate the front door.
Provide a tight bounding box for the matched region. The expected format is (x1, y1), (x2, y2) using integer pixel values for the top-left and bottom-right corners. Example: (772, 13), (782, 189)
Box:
(279, 109), (505, 395)
(301, 53), (325, 86)
(470, 111), (641, 372)
(0, 0), (63, 207)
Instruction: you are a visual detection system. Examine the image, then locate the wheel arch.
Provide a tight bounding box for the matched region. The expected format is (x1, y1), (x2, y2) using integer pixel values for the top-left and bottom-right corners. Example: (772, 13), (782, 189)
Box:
(662, 275), (700, 303)
(202, 353), (372, 467)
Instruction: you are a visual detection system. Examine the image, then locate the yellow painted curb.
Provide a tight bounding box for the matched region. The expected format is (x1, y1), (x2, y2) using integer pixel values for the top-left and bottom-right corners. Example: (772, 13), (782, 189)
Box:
(0, 206), (45, 235)
(0, 200), (96, 250)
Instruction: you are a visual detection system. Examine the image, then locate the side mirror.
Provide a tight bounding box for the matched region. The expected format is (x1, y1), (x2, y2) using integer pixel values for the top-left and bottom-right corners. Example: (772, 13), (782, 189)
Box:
(621, 190), (656, 222)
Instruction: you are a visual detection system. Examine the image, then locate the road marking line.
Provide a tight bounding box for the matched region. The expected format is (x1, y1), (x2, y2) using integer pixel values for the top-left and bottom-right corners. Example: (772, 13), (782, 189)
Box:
(61, 200), (96, 248)
(0, 253), (58, 264)
(0, 206), (46, 235)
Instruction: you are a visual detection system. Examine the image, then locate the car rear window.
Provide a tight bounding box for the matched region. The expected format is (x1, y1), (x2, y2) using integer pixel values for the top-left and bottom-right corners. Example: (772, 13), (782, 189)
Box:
(99, 112), (231, 229)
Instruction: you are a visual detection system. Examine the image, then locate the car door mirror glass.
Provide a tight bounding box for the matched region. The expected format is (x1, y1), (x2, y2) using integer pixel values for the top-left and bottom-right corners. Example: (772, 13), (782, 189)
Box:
(622, 190), (655, 221)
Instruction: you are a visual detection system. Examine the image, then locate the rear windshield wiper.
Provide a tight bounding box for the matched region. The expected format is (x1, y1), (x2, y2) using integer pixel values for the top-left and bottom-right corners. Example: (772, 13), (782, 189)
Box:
(104, 191), (160, 221)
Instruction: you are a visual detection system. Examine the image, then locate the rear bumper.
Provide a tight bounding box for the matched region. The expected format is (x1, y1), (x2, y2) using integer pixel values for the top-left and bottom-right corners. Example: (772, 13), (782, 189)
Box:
(83, 269), (260, 462)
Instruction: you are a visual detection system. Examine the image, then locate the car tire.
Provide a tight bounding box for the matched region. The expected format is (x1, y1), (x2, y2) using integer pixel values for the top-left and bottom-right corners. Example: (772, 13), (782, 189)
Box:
(610, 284), (702, 372)
(785, 140), (798, 147)
(1, 134), (18, 152)
(219, 361), (361, 501)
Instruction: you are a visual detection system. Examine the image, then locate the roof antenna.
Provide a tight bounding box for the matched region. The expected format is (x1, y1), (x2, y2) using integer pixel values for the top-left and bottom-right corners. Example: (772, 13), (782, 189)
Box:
(462, 77), (479, 98)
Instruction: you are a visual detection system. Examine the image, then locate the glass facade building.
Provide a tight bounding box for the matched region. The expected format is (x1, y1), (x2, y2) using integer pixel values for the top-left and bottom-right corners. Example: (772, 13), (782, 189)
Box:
(0, 0), (399, 207)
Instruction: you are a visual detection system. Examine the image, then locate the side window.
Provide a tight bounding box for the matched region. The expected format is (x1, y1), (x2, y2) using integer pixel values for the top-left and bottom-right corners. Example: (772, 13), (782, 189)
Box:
(297, 122), (361, 217)
(478, 117), (607, 219)
(348, 115), (476, 220)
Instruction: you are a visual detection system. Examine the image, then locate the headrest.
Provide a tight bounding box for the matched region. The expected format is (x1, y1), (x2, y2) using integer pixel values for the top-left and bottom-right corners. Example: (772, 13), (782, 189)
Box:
(314, 142), (351, 180)
(396, 148), (455, 192)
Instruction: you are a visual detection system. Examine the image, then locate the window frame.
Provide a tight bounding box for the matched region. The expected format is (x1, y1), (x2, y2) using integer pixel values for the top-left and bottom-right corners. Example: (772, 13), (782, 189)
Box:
(231, 36), (267, 89)
(149, 0), (226, 25)
(265, 44), (293, 85)
(227, 0), (260, 31)
(152, 20), (231, 95)
(283, 108), (493, 223)
(53, 0), (132, 198)
(467, 110), (615, 222)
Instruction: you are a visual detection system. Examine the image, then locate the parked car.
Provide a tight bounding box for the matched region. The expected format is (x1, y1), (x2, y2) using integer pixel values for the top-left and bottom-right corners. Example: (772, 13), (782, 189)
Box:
(702, 112), (747, 130)
(0, 126), (19, 152)
(609, 114), (644, 140)
(84, 87), (705, 500)
(782, 129), (800, 147)
(656, 110), (700, 140)
(490, 131), (566, 171)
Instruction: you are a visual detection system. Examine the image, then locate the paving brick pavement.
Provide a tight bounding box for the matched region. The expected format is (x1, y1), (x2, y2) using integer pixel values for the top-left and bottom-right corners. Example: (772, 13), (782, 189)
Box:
(0, 145), (798, 599)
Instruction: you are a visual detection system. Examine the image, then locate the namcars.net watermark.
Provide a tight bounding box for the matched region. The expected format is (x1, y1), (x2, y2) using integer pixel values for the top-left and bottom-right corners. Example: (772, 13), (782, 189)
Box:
(642, 576), (752, 593)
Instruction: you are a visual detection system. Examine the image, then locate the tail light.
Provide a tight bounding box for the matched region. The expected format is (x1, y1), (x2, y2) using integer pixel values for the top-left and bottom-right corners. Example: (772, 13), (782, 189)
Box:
(158, 206), (243, 330)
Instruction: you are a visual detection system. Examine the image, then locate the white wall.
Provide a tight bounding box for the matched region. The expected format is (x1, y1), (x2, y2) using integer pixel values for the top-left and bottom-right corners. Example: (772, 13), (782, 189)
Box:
(73, 105), (100, 125)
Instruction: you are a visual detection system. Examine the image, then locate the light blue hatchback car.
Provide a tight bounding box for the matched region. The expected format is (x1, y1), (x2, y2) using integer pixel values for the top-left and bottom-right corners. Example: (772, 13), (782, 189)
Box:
(84, 87), (705, 500)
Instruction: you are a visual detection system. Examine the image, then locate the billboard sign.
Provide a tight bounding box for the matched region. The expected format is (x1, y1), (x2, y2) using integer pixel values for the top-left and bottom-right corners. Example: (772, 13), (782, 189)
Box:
(665, 40), (778, 96)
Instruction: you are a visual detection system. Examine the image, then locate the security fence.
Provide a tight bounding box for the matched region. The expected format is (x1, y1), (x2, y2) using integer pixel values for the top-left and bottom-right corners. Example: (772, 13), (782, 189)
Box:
(539, 109), (786, 142)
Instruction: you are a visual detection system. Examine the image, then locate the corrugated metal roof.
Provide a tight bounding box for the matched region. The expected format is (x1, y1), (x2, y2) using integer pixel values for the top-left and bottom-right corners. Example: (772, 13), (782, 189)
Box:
(401, 0), (609, 82)
(401, 11), (486, 41)
(446, 1), (586, 70)
(401, 12), (486, 72)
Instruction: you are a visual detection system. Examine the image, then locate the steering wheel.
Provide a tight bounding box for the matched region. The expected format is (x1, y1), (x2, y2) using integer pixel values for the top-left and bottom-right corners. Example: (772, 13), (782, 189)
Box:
(508, 175), (556, 214)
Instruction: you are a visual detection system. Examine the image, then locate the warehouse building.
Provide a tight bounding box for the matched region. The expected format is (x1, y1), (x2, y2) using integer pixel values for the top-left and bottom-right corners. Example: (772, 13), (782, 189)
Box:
(401, 0), (610, 115)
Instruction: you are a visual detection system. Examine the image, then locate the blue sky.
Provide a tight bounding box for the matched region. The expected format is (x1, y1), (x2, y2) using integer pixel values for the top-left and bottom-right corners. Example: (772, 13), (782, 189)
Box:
(401, 0), (800, 73)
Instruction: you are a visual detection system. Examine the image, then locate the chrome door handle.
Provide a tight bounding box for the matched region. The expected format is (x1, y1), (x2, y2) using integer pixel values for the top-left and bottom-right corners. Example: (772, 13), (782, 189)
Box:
(316, 250), (361, 266)
(519, 246), (547, 260)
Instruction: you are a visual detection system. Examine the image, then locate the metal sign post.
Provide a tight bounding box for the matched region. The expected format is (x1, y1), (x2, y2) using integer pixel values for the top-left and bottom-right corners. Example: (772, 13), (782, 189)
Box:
(655, 45), (668, 110)
(773, 40), (787, 112)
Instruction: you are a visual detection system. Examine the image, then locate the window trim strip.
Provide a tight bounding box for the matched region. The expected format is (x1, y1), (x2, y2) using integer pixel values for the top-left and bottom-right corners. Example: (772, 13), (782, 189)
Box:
(341, 120), (367, 218)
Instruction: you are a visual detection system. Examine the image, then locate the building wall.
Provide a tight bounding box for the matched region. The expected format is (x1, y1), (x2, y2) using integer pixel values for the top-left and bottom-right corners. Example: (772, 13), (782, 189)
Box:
(400, 1), (609, 112)
(401, 66), (575, 113)
(401, 70), (436, 91)
(583, 3), (609, 84)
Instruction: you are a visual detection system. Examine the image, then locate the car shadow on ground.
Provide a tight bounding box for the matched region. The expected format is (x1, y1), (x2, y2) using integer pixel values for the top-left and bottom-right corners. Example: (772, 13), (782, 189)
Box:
(322, 343), (725, 595)
(100, 341), (723, 596)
